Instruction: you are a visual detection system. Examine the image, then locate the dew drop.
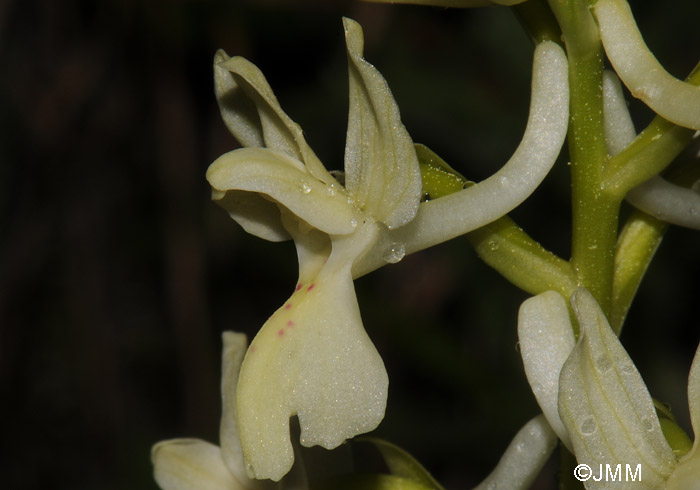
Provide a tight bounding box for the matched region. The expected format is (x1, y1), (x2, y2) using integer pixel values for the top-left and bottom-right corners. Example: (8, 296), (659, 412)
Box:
(580, 417), (597, 435)
(350, 218), (358, 228)
(487, 240), (499, 252)
(596, 354), (612, 372)
(499, 176), (510, 187)
(515, 442), (525, 452)
(383, 243), (405, 264)
(641, 416), (655, 432)
(619, 362), (634, 375)
(300, 182), (312, 194)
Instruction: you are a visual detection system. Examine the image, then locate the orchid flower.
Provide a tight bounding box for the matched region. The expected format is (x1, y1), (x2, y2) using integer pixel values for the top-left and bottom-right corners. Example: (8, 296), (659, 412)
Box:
(152, 332), (307, 490)
(601, 69), (700, 230)
(210, 16), (569, 481)
(519, 288), (700, 489)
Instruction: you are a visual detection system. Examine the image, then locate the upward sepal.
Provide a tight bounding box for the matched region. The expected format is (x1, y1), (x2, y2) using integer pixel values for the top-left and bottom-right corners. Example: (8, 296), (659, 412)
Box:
(343, 18), (422, 230)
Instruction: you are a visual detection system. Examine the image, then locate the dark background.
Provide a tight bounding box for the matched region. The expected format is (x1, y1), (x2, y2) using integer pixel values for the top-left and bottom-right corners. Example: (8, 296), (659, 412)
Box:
(1, 0), (699, 488)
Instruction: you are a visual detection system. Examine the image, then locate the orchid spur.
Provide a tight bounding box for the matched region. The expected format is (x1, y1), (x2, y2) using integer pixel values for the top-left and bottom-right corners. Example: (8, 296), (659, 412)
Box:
(208, 17), (569, 482)
(519, 289), (700, 489)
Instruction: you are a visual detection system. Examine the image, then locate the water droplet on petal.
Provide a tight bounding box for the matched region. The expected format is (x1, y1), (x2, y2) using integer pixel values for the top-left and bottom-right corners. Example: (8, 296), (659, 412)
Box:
(383, 243), (405, 264)
(300, 182), (312, 194)
(499, 176), (509, 187)
(349, 218), (358, 228)
(596, 354), (612, 372)
(641, 416), (655, 432)
(580, 417), (597, 435)
(487, 240), (499, 252)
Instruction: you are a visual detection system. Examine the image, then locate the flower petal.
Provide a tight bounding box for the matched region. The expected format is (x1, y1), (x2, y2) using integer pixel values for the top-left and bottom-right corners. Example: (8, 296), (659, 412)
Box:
(518, 291), (575, 449)
(352, 41), (569, 277)
(594, 0), (700, 130)
(152, 439), (243, 490)
(207, 148), (358, 237)
(474, 415), (557, 490)
(343, 18), (422, 229)
(558, 288), (676, 488)
(626, 176), (700, 231)
(214, 51), (335, 185)
(236, 220), (388, 481)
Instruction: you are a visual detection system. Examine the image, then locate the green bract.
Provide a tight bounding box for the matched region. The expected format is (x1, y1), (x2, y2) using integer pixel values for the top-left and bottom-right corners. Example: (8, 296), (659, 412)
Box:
(207, 17), (569, 482)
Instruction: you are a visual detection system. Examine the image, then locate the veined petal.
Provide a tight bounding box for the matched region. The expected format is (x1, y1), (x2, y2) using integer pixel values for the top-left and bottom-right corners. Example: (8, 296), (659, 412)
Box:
(594, 0), (700, 130)
(236, 220), (388, 481)
(667, 342), (700, 489)
(558, 289), (676, 489)
(207, 148), (358, 237)
(343, 18), (422, 229)
(214, 51), (335, 185)
(518, 291), (575, 449)
(474, 415), (557, 490)
(352, 41), (569, 277)
(152, 439), (244, 490)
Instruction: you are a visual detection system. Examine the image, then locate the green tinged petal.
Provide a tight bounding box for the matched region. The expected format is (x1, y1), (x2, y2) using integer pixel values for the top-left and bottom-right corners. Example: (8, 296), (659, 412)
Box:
(343, 18), (422, 230)
(236, 220), (388, 482)
(558, 289), (676, 488)
(214, 51), (335, 185)
(152, 439), (244, 490)
(518, 291), (575, 449)
(207, 148), (358, 237)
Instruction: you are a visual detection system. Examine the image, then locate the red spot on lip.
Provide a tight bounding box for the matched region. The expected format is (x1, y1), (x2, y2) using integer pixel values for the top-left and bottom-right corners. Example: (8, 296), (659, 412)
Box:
(307, 283), (315, 292)
(295, 283), (303, 292)
(284, 303), (292, 310)
(277, 329), (285, 337)
(286, 320), (295, 327)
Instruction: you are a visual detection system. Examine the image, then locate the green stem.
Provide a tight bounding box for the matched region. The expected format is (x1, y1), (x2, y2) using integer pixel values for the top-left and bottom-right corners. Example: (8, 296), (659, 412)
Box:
(513, 0), (562, 46)
(550, 0), (615, 314)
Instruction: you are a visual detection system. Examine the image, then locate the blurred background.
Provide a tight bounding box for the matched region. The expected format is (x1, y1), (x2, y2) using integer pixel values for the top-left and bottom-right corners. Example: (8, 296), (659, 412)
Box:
(1, 0), (699, 488)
